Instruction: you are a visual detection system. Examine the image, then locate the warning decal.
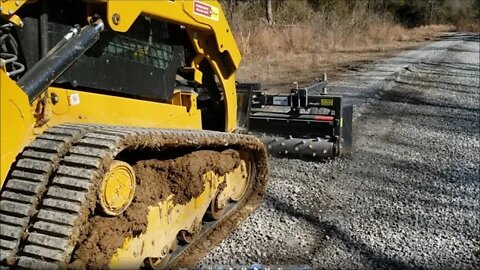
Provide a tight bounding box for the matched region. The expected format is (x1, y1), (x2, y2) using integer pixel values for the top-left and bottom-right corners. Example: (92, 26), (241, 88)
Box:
(193, 0), (219, 21)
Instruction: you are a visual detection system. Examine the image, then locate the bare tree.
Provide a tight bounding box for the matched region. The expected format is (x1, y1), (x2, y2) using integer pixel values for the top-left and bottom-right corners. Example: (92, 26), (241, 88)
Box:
(266, 0), (274, 25)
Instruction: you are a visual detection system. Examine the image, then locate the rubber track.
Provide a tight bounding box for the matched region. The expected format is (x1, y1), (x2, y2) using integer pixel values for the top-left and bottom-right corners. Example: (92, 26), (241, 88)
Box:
(9, 124), (267, 269)
(0, 125), (90, 268)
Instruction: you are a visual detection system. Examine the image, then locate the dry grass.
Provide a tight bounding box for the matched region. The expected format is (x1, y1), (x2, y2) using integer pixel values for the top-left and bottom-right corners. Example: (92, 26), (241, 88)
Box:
(225, 0), (454, 89)
(455, 20), (480, 33)
(237, 23), (452, 58)
(229, 5), (454, 90)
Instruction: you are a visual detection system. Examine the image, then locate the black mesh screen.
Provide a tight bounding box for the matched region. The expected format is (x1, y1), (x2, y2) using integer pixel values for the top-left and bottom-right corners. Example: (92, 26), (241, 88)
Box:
(99, 18), (174, 70)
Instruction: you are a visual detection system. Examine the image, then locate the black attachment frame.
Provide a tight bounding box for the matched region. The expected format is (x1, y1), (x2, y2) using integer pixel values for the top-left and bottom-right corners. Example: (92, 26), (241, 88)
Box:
(237, 80), (353, 158)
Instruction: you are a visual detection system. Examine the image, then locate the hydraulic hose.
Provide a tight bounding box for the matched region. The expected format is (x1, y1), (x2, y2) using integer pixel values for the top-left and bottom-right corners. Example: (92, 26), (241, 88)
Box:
(17, 19), (104, 103)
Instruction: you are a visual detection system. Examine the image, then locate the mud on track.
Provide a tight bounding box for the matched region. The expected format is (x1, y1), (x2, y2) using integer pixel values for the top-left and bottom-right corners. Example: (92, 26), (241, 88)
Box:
(72, 150), (241, 269)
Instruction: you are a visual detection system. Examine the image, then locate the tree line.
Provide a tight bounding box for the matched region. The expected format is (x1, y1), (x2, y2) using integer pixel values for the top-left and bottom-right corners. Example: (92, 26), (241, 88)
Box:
(221, 0), (480, 27)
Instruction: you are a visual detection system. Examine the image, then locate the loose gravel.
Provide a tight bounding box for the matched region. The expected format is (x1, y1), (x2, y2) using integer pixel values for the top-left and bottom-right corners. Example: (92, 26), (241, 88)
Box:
(200, 33), (480, 269)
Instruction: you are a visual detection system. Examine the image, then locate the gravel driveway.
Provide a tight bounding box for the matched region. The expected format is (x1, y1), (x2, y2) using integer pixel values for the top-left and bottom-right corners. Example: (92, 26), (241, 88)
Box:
(200, 33), (480, 269)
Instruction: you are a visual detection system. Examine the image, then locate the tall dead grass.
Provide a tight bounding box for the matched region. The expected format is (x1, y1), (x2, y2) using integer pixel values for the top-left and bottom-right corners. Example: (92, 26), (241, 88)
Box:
(455, 19), (480, 33)
(225, 0), (454, 87)
(229, 1), (453, 61)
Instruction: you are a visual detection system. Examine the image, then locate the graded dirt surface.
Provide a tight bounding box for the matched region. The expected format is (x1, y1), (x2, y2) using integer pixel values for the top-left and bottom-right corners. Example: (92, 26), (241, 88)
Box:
(200, 33), (480, 269)
(72, 150), (241, 269)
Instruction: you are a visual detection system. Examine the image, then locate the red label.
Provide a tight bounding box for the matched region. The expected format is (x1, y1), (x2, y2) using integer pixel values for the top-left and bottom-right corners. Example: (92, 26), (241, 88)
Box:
(314, 115), (334, 122)
(194, 1), (213, 17)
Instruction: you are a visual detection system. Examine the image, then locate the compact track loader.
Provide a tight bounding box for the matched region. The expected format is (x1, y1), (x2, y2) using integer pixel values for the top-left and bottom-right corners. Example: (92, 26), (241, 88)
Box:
(0, 0), (351, 269)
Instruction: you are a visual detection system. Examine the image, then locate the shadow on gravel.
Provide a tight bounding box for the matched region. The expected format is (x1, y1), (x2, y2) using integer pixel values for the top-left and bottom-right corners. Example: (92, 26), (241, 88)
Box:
(418, 61), (480, 72)
(443, 33), (480, 42)
(413, 33), (480, 50)
(377, 88), (479, 113)
(405, 68), (476, 79)
(360, 102), (479, 137)
(395, 79), (476, 94)
(266, 194), (414, 270)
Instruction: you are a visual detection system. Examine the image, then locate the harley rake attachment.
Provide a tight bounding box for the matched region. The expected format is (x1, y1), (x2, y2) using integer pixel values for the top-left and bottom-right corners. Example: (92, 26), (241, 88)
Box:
(236, 78), (353, 159)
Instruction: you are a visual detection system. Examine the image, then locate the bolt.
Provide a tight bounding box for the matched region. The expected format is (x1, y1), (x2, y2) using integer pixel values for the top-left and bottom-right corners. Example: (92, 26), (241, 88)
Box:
(112, 13), (121, 25)
(15, 1), (19, 6)
(8, 10), (13, 15)
(50, 93), (59, 105)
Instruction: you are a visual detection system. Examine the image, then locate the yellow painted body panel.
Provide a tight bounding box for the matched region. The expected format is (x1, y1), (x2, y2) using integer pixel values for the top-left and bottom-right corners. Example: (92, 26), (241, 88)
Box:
(45, 87), (202, 130)
(0, 0), (26, 26)
(105, 0), (241, 132)
(105, 0), (241, 69)
(0, 72), (35, 185)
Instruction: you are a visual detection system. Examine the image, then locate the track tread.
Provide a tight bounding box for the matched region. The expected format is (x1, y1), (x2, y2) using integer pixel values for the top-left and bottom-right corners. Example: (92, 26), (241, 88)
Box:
(5, 179), (45, 195)
(62, 155), (102, 169)
(22, 245), (65, 261)
(68, 146), (109, 158)
(15, 159), (53, 174)
(1, 191), (37, 204)
(20, 151), (58, 162)
(51, 176), (92, 191)
(16, 257), (59, 270)
(26, 139), (66, 153)
(42, 198), (82, 213)
(32, 222), (73, 238)
(0, 200), (32, 217)
(0, 126), (89, 266)
(0, 224), (23, 239)
(9, 171), (47, 183)
(0, 239), (17, 250)
(45, 187), (86, 203)
(0, 214), (29, 227)
(36, 209), (77, 226)
(56, 166), (97, 180)
(6, 125), (268, 269)
(77, 138), (116, 150)
(26, 233), (69, 251)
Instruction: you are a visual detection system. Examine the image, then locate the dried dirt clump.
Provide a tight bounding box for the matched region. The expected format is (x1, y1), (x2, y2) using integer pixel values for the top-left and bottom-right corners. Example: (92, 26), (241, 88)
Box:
(71, 149), (241, 269)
